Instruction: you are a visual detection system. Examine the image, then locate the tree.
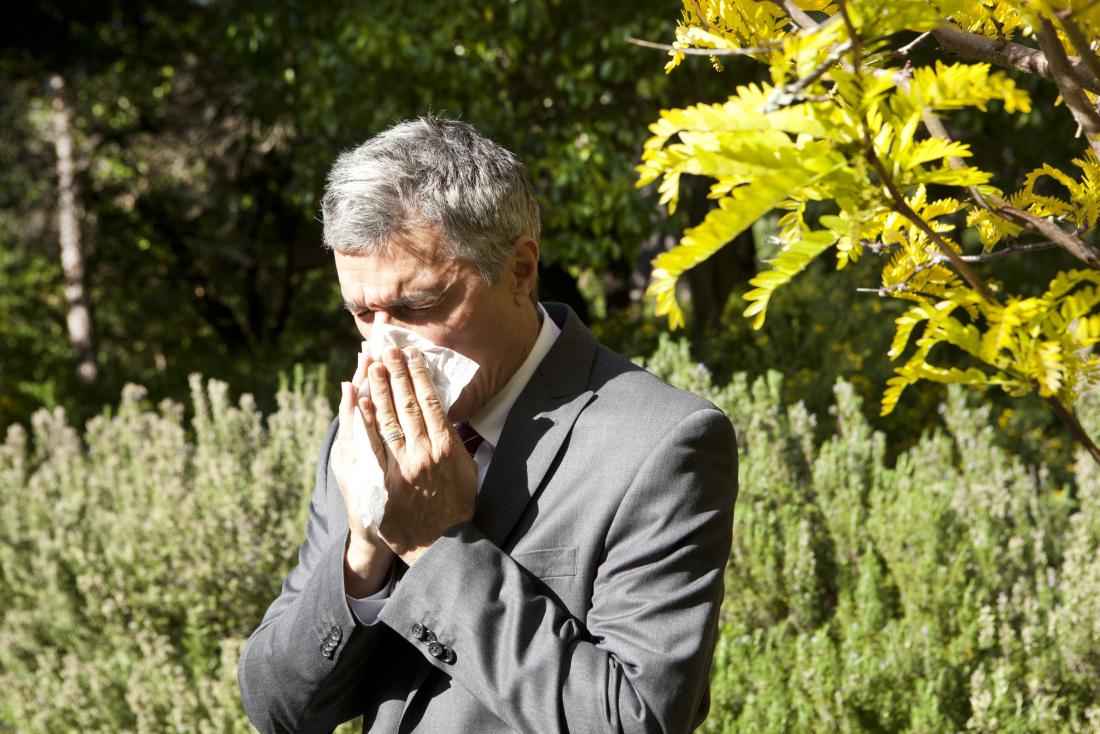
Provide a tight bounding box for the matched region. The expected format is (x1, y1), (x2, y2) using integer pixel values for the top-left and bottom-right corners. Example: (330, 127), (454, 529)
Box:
(1, 0), (749, 428)
(639, 0), (1100, 465)
(48, 74), (97, 385)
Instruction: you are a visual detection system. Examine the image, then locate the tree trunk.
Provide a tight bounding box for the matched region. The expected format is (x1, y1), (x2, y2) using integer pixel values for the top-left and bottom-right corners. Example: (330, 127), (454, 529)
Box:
(50, 74), (97, 384)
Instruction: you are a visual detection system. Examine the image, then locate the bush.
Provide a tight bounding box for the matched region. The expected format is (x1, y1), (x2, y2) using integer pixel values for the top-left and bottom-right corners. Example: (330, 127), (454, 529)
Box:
(1, 350), (1098, 732)
(0, 370), (332, 733)
(642, 337), (1100, 733)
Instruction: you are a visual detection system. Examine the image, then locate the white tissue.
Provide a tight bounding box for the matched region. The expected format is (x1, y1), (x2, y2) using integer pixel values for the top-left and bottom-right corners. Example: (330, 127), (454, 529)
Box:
(348, 324), (479, 530)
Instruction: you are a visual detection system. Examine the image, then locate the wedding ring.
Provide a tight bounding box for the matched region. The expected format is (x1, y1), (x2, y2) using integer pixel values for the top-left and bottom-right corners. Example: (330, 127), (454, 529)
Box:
(381, 427), (405, 445)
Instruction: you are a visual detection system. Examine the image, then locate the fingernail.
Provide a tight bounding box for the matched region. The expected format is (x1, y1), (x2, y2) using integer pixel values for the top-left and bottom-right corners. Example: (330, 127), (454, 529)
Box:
(407, 347), (424, 364)
(386, 345), (401, 361)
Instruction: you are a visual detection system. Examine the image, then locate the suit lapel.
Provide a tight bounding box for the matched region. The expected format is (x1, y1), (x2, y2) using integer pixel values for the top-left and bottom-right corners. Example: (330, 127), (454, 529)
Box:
(400, 304), (597, 723)
(473, 303), (597, 549)
(473, 389), (593, 547)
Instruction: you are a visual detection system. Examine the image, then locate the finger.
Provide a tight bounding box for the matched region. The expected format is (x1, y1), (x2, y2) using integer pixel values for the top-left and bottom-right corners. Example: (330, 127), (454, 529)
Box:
(368, 361), (406, 453)
(381, 345), (427, 443)
(405, 347), (450, 444)
(337, 381), (356, 440)
(354, 387), (388, 468)
(352, 350), (371, 391)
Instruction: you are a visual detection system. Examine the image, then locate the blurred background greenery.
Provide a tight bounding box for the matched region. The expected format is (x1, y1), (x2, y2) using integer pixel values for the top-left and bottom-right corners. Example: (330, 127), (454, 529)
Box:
(3, 0), (730, 427)
(3, 0), (1099, 731)
(3, 0), (1090, 461)
(2, 1), (1089, 473)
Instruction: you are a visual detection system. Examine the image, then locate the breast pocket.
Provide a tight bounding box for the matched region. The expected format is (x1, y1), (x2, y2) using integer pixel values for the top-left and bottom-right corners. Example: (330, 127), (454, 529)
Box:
(511, 546), (577, 579)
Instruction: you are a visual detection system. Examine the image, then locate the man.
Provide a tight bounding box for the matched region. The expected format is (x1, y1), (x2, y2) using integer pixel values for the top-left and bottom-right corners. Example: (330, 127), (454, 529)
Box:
(238, 117), (738, 733)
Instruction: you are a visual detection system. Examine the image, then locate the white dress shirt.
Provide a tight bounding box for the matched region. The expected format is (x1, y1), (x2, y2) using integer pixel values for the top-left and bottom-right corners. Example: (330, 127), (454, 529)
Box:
(346, 305), (561, 625)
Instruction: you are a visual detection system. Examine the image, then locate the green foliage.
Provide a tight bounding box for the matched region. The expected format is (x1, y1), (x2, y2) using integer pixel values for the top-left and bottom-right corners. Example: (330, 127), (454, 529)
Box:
(1, 0), (750, 430)
(2, 348), (1098, 731)
(600, 252), (1082, 483)
(640, 0), (1100, 427)
(0, 370), (332, 733)
(642, 336), (1100, 732)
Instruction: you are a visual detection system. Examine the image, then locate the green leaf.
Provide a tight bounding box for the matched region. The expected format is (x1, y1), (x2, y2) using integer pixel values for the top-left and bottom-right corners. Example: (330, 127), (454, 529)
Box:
(743, 229), (839, 328)
(649, 166), (835, 329)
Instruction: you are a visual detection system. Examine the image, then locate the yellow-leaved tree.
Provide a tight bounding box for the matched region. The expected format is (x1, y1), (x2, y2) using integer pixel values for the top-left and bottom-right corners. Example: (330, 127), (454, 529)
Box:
(638, 0), (1100, 466)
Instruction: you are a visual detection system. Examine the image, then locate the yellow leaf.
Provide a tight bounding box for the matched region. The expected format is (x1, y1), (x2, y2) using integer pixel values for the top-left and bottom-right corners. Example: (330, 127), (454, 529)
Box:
(743, 229), (838, 328)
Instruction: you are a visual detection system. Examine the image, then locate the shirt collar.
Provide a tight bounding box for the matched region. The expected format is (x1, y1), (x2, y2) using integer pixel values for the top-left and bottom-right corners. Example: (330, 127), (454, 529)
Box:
(467, 304), (560, 448)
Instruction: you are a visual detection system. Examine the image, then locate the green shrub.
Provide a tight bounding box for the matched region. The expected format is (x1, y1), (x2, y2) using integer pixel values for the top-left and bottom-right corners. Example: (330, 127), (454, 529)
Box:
(0, 370), (332, 733)
(597, 259), (1081, 484)
(642, 337), (1100, 733)
(2, 348), (1098, 732)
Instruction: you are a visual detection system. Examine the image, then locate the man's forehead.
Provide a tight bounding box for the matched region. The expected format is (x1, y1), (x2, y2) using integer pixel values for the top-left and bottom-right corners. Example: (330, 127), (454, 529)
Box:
(334, 248), (458, 304)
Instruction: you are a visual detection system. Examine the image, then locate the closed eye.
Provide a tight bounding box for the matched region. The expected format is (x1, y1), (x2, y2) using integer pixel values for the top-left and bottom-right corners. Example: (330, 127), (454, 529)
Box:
(343, 302), (372, 320)
(342, 297), (443, 323)
(393, 301), (441, 321)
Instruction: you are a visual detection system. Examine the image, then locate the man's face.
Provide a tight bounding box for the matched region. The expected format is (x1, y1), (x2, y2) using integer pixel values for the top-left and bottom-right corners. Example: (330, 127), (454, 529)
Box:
(334, 227), (538, 422)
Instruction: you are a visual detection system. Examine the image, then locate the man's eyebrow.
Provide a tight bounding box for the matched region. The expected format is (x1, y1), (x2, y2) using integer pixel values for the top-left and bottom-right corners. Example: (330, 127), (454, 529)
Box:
(342, 289), (446, 313)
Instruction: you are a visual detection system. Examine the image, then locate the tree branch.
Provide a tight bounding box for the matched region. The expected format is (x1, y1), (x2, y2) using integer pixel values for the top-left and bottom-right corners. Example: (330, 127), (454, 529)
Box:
(626, 37), (775, 57)
(919, 111), (994, 209)
(897, 32), (932, 57)
(1046, 395), (1100, 467)
(764, 41), (852, 111)
(995, 206), (1100, 268)
(1035, 19), (1100, 160)
(918, 241), (1066, 264)
(821, 9), (1100, 272)
(932, 26), (1100, 94)
(866, 145), (998, 301)
(856, 260), (940, 296)
(920, 108), (1100, 270)
(1055, 12), (1100, 95)
(837, 0), (862, 76)
(836, 0), (995, 301)
(857, 284), (909, 296)
(956, 241), (1061, 262)
(893, 32), (933, 57)
(775, 0), (818, 30)
(837, 1), (1100, 467)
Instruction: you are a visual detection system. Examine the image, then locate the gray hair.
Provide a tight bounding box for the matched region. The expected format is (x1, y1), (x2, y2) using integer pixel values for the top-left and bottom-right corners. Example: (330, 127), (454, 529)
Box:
(321, 117), (541, 284)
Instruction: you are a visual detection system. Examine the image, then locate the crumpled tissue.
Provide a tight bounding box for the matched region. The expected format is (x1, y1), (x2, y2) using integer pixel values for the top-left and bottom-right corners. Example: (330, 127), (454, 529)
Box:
(348, 323), (479, 530)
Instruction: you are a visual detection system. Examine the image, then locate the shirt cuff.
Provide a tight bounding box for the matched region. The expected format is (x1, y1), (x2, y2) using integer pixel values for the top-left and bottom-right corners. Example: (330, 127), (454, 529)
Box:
(345, 564), (396, 626)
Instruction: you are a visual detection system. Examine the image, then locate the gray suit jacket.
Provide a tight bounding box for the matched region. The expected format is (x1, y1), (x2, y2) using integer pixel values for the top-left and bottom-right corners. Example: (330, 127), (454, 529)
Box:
(239, 303), (738, 733)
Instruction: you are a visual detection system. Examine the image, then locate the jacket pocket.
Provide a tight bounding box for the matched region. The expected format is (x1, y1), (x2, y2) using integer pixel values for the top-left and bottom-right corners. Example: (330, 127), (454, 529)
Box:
(511, 547), (577, 579)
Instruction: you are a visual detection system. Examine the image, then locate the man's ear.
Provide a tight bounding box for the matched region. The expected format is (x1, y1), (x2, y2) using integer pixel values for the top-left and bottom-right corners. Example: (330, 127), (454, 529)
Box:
(509, 236), (539, 304)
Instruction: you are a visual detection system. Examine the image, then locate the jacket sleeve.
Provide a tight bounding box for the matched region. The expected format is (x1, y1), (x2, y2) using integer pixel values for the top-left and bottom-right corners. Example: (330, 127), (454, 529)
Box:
(238, 420), (389, 734)
(376, 408), (738, 733)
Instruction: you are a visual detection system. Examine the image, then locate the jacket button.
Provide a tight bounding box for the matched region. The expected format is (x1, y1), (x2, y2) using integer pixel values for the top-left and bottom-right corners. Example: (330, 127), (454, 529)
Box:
(412, 623), (427, 641)
(424, 629), (437, 643)
(441, 647), (456, 664)
(428, 641), (444, 658)
(329, 625), (342, 642)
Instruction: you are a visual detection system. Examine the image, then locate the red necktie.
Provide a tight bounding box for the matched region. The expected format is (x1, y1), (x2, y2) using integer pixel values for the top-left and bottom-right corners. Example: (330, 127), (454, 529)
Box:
(456, 422), (484, 457)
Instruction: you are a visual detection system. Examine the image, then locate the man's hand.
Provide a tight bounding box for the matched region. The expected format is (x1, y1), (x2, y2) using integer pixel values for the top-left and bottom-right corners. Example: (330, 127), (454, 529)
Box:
(332, 353), (396, 597)
(364, 345), (478, 566)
